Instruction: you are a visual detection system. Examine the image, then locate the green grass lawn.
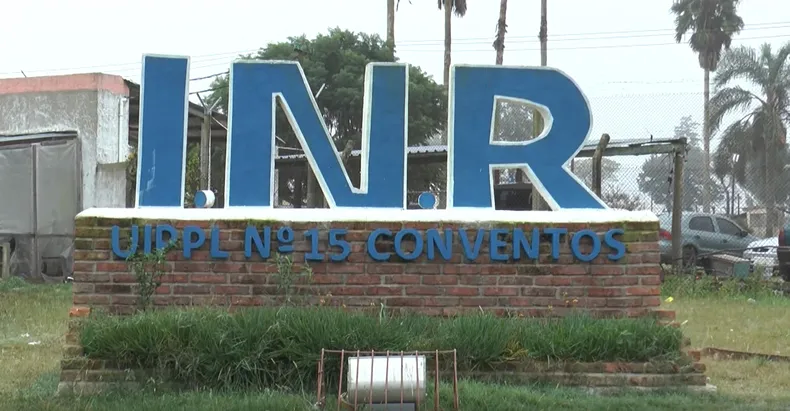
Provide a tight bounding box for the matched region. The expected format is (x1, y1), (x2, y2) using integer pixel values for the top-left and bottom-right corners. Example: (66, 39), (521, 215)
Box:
(3, 278), (790, 410)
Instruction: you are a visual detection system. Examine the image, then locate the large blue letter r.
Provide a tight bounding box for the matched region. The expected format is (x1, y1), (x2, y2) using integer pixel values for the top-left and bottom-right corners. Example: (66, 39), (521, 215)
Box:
(447, 65), (606, 210)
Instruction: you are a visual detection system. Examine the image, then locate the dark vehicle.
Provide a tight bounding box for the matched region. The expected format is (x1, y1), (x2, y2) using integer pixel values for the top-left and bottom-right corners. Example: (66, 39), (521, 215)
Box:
(778, 227), (790, 281)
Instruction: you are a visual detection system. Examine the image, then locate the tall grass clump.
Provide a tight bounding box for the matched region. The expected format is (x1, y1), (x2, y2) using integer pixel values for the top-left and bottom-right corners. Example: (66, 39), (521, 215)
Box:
(661, 271), (780, 300)
(80, 307), (683, 391)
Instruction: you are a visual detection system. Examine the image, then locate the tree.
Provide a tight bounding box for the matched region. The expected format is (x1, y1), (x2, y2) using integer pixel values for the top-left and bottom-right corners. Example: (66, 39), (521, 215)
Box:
(493, 0), (508, 65)
(709, 43), (790, 236)
(205, 29), (447, 207)
(572, 158), (621, 189)
(638, 116), (722, 212)
(387, 0), (396, 49)
(491, 0), (508, 184)
(438, 0), (468, 88)
(671, 0), (744, 213)
(602, 189), (645, 211)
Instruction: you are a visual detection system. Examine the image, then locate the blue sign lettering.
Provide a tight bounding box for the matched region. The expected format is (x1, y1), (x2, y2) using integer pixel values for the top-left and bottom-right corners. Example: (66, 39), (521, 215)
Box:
(135, 55), (605, 210)
(109, 225), (627, 262)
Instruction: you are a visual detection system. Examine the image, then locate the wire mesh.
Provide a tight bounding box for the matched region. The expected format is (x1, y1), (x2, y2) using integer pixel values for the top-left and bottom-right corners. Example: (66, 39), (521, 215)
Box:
(316, 349), (459, 411)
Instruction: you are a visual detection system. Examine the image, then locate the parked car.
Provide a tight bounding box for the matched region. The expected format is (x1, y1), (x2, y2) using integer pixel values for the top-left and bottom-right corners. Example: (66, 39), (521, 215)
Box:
(777, 227), (790, 281)
(742, 237), (778, 278)
(658, 213), (759, 267)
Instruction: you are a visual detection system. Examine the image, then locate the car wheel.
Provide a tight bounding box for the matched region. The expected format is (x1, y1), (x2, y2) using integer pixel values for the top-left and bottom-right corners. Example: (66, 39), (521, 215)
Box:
(682, 246), (698, 271)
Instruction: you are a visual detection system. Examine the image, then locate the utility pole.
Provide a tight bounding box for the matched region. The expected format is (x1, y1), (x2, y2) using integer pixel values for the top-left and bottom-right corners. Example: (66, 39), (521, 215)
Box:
(531, 0), (548, 210)
(671, 141), (686, 275)
(200, 108), (211, 191)
(197, 95), (220, 192)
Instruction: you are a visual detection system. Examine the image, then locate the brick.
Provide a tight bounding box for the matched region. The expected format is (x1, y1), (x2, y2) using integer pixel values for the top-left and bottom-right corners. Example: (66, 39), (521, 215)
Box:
(590, 266), (624, 276)
(423, 276), (458, 285)
(346, 275), (382, 285)
(214, 286), (250, 295)
(366, 286), (403, 296)
(588, 288), (623, 297)
(191, 274), (227, 283)
(552, 265), (587, 276)
(447, 287), (479, 297)
(96, 262), (128, 272)
(385, 274), (421, 284)
(625, 286), (660, 296)
(482, 287), (519, 296)
(72, 220), (663, 319)
(174, 285), (211, 295)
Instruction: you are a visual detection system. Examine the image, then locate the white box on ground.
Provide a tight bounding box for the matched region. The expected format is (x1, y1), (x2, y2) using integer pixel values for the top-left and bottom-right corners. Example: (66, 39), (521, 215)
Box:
(347, 355), (426, 404)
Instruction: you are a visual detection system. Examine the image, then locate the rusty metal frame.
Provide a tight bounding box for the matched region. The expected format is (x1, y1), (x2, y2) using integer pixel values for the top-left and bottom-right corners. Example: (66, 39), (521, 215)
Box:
(317, 349), (459, 411)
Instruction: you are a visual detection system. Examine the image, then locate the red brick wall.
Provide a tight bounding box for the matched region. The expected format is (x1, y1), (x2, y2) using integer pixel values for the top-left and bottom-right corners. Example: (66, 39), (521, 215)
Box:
(72, 217), (669, 318)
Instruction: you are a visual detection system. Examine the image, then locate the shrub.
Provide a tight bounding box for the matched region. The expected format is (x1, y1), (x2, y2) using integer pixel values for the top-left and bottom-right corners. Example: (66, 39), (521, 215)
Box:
(80, 307), (683, 391)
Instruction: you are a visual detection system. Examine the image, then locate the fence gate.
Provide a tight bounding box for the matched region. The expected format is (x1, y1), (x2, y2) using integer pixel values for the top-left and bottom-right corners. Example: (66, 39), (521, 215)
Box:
(0, 135), (80, 281)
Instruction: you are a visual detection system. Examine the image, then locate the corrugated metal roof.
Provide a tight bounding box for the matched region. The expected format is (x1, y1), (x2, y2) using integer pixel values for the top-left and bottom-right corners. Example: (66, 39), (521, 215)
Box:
(274, 137), (684, 160)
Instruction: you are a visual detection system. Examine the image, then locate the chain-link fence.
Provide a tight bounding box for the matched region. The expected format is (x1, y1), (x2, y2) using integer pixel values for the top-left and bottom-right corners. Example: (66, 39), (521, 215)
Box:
(125, 86), (790, 283)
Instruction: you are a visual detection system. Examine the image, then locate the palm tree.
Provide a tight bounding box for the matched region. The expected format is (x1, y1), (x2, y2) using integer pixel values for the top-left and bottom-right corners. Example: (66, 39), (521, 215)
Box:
(709, 43), (790, 236)
(671, 0), (744, 214)
(492, 0), (508, 186)
(387, 0), (396, 49)
(493, 0), (508, 65)
(438, 0), (468, 88)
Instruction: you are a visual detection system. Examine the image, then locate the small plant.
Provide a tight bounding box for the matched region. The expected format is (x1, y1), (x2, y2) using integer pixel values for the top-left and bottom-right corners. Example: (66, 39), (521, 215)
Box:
(273, 253), (313, 305)
(126, 240), (180, 311)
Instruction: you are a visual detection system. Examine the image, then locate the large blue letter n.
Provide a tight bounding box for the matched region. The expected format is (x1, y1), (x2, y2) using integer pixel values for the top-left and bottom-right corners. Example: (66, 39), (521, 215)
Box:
(448, 66), (606, 210)
(225, 61), (408, 208)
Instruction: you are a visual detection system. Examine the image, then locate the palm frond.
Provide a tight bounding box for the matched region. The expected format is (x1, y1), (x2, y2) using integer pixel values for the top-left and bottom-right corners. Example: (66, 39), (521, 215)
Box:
(670, 0), (744, 70)
(714, 119), (752, 184)
(708, 86), (758, 135)
(453, 0), (467, 17)
(767, 42), (790, 87)
(670, 0), (695, 43)
(713, 46), (768, 88)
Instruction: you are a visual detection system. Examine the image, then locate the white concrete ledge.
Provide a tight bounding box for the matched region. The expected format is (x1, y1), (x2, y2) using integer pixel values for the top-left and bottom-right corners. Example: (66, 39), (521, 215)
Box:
(77, 207), (658, 224)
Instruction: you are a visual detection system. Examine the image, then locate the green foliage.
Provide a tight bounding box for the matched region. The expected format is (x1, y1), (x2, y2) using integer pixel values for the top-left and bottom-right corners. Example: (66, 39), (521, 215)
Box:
(79, 308), (682, 391)
(0, 276), (29, 292)
(126, 240), (180, 312)
(661, 271), (780, 300)
(671, 0), (744, 71)
(206, 28), (445, 149)
(203, 29), (447, 206)
(709, 43), (790, 235)
(638, 116), (723, 212)
(12, 376), (772, 411)
(272, 253), (313, 305)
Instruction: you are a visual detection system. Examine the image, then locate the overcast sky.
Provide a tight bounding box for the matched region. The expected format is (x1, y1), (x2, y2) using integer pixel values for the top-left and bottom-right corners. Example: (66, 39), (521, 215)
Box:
(1, 0), (788, 206)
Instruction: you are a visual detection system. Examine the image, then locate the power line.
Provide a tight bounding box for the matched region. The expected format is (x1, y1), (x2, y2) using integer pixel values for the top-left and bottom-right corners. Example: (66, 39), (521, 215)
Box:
(397, 33), (790, 52)
(4, 20), (789, 78)
(399, 21), (790, 45)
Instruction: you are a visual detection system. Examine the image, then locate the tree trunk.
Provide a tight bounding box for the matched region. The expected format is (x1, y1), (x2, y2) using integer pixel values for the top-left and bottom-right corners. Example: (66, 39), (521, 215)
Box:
(492, 0), (508, 186)
(443, 0), (452, 89)
(764, 118), (780, 236)
(494, 0), (507, 65)
(386, 0), (396, 50)
(539, 0), (547, 66)
(702, 68), (711, 213)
